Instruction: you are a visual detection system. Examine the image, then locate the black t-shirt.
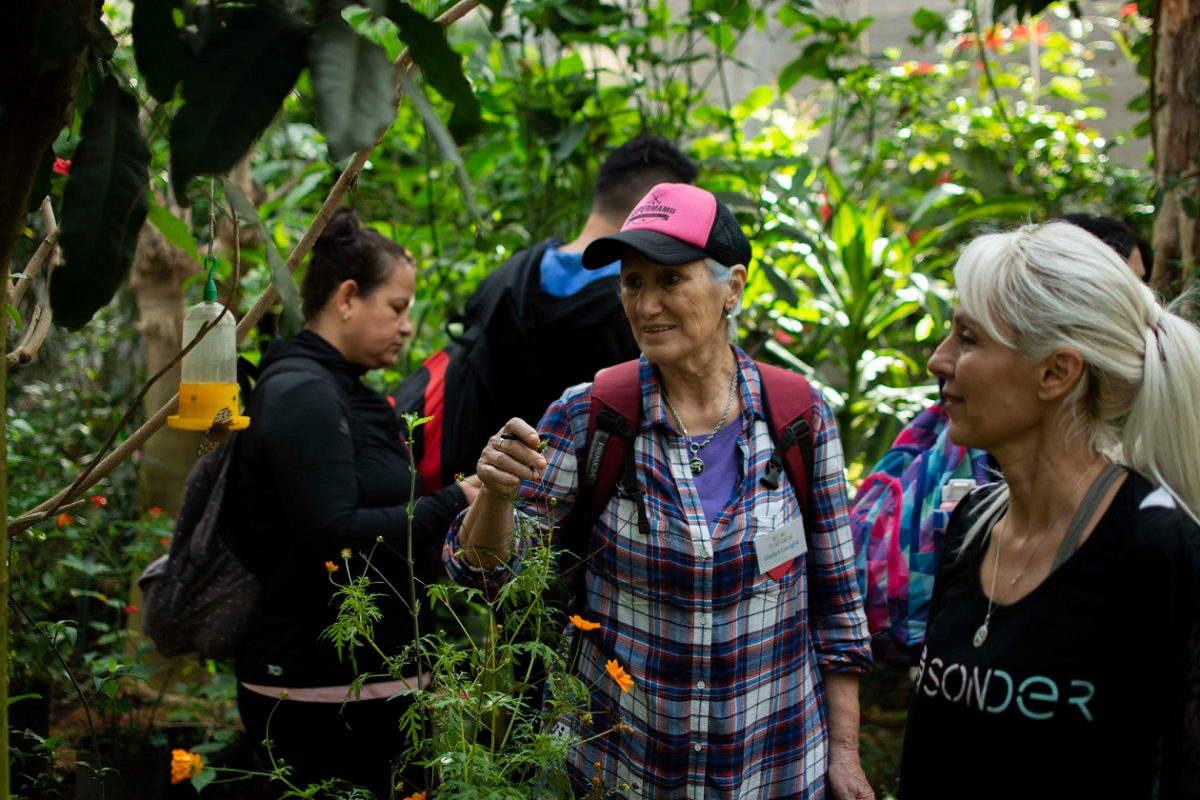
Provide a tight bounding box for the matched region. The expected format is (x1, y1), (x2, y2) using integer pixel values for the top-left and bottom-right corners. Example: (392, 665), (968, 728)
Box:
(900, 471), (1200, 799)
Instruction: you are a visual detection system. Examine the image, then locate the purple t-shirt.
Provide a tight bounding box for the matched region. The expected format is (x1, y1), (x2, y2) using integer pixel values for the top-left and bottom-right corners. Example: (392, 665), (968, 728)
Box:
(689, 421), (742, 531)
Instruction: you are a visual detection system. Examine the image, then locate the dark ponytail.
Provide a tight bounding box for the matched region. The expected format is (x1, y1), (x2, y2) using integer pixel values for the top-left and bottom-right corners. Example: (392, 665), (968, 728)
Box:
(301, 207), (414, 319)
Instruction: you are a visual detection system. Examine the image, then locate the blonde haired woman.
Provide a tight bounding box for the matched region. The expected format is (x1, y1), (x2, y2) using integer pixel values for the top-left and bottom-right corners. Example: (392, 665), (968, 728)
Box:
(900, 221), (1200, 798)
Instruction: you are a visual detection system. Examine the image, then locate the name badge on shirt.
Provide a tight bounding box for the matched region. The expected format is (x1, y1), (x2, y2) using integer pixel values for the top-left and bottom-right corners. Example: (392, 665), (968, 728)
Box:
(754, 517), (807, 579)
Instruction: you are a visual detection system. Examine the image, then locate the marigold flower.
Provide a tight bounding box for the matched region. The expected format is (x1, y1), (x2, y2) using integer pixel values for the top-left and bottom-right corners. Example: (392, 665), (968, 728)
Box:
(605, 659), (635, 693)
(52, 158), (71, 176)
(169, 749), (204, 784)
(56, 513), (73, 528)
(568, 614), (601, 632)
(324, 561), (338, 572)
(88, 495), (108, 507)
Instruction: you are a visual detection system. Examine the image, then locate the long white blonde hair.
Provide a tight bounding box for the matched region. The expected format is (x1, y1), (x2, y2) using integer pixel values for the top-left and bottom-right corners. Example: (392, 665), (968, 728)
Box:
(952, 221), (1200, 542)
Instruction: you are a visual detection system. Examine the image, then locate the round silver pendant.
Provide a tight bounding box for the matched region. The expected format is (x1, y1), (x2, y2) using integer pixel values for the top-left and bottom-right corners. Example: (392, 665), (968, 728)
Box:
(972, 622), (989, 648)
(688, 458), (705, 475)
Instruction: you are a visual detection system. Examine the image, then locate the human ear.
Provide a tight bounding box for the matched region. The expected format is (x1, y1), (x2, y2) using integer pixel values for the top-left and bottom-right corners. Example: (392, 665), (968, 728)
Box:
(334, 279), (359, 317)
(727, 264), (748, 309)
(1037, 347), (1085, 402)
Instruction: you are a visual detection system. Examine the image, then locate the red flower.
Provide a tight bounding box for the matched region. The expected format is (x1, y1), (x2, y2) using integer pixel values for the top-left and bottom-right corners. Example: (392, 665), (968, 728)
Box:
(52, 158), (71, 176)
(1121, 2), (1138, 18)
(148, 506), (163, 516)
(88, 495), (107, 507)
(123, 604), (141, 614)
(911, 62), (934, 75)
(57, 513), (74, 528)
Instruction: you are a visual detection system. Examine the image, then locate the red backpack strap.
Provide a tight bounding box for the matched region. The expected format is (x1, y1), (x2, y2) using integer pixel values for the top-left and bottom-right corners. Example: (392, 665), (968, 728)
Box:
(559, 360), (648, 605)
(755, 361), (816, 520)
(583, 360), (643, 519)
(416, 349), (450, 492)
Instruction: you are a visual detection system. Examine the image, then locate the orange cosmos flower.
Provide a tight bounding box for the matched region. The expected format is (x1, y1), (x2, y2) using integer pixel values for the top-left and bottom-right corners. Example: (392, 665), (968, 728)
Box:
(56, 513), (74, 528)
(402, 792), (427, 800)
(324, 561), (338, 572)
(568, 614), (601, 631)
(605, 659), (635, 693)
(170, 749), (204, 784)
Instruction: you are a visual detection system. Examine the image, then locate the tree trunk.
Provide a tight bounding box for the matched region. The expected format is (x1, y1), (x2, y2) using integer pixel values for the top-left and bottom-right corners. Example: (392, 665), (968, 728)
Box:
(1, 3), (93, 797)
(1151, 0), (1200, 296)
(130, 221), (203, 517)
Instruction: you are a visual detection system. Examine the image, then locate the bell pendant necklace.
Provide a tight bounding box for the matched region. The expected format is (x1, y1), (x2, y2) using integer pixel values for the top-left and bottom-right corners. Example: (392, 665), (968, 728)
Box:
(662, 371), (738, 476)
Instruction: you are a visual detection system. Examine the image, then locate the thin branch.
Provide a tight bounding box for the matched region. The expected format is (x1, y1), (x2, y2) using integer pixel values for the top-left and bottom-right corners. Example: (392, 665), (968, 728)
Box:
(9, 198), (59, 310)
(6, 301), (52, 369)
(9, 0), (484, 535)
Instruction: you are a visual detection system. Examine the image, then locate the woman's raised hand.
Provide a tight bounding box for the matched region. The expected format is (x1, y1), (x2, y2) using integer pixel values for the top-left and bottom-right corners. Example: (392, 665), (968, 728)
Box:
(476, 419), (547, 497)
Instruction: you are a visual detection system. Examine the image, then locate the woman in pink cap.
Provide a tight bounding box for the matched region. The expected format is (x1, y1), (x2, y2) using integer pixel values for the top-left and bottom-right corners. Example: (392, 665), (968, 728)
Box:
(445, 183), (873, 798)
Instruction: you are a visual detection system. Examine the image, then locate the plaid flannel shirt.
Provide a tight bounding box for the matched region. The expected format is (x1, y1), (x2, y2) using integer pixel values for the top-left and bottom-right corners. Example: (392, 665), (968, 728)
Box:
(445, 348), (870, 798)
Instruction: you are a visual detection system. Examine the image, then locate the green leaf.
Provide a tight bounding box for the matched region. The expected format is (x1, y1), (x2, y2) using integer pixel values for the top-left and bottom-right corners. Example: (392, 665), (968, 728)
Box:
(479, 0), (510, 31)
(6, 304), (24, 332)
(191, 768), (218, 793)
(396, 69), (482, 228)
(222, 178), (303, 337)
(991, 0), (1057, 22)
(169, 4), (311, 203)
(89, 9), (118, 62)
(911, 7), (946, 32)
(385, 1), (482, 141)
(132, 0), (190, 102)
(761, 260), (800, 306)
(146, 200), (198, 261)
(52, 77), (150, 331)
(310, 18), (397, 161)
(7, 693), (43, 709)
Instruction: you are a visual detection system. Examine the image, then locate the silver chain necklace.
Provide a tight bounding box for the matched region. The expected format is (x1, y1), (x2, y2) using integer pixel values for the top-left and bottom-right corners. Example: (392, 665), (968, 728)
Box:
(662, 371), (738, 476)
(973, 457), (1100, 648)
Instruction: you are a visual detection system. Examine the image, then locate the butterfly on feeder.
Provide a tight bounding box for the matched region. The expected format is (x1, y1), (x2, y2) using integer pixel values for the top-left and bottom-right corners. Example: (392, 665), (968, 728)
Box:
(198, 408), (235, 456)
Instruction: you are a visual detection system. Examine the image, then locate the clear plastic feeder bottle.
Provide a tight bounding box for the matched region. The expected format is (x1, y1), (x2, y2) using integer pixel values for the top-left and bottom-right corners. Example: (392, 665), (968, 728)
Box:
(167, 273), (250, 431)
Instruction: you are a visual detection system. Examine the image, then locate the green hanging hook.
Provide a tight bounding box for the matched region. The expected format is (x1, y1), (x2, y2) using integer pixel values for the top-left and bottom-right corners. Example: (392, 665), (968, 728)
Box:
(203, 256), (219, 302)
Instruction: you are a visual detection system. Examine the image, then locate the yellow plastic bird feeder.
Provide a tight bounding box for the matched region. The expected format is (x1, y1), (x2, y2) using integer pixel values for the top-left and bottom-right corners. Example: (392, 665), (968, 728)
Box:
(167, 264), (250, 432)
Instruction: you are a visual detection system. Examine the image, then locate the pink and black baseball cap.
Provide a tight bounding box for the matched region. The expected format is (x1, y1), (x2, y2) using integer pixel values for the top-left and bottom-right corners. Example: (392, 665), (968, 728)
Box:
(581, 183), (752, 270)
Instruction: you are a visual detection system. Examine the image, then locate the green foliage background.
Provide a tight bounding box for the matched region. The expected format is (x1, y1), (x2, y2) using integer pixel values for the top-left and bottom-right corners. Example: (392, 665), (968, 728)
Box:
(4, 0), (1156, 796)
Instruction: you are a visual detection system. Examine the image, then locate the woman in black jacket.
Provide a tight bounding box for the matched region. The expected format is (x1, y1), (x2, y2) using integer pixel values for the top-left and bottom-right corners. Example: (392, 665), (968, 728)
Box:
(228, 208), (476, 798)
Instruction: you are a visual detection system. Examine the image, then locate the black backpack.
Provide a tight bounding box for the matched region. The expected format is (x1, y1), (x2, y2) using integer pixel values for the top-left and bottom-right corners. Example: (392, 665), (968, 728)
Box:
(138, 359), (333, 659)
(391, 241), (639, 491)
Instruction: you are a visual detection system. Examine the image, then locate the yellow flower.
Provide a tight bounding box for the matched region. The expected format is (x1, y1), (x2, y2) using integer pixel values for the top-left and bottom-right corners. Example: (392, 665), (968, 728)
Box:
(324, 561), (338, 572)
(605, 659), (635, 693)
(170, 749), (204, 784)
(401, 793), (427, 800)
(568, 614), (601, 631)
